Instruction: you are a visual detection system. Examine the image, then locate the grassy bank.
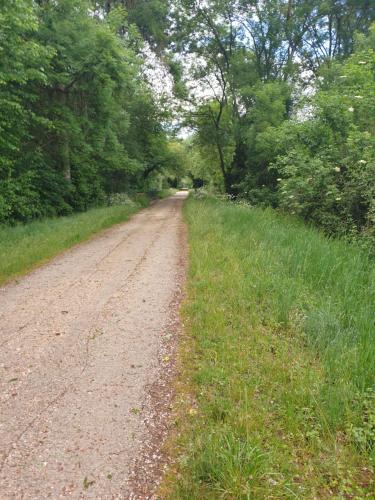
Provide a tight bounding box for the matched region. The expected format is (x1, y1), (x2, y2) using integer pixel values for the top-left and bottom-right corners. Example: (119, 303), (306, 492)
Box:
(162, 196), (374, 498)
(0, 193), (158, 286)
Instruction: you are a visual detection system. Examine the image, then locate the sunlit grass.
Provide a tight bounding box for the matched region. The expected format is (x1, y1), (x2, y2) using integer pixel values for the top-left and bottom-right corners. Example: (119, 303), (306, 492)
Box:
(162, 196), (374, 498)
(0, 195), (151, 286)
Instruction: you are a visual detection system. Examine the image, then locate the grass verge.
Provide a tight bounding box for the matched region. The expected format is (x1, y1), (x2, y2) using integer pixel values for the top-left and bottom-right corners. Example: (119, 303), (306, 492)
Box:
(0, 192), (160, 286)
(161, 196), (374, 498)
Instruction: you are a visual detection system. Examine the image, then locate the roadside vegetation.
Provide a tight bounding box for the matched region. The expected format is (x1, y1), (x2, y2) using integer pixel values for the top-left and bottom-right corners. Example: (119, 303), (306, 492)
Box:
(2, 2), (375, 496)
(0, 192), (171, 286)
(162, 196), (374, 498)
(175, 3), (375, 252)
(0, 1), (181, 226)
(2, 1), (374, 246)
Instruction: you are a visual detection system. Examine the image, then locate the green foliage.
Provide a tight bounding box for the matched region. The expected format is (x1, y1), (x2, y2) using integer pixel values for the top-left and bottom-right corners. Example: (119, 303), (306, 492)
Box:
(0, 0), (173, 225)
(172, 1), (375, 248)
(272, 28), (375, 248)
(349, 389), (375, 455)
(237, 81), (291, 204)
(94, 0), (170, 48)
(0, 0), (52, 222)
(162, 196), (374, 497)
(193, 101), (236, 189)
(167, 139), (221, 190)
(0, 192), (152, 286)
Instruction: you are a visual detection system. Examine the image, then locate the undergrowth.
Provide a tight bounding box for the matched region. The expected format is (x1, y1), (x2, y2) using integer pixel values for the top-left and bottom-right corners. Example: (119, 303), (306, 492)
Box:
(0, 191), (166, 286)
(162, 196), (374, 498)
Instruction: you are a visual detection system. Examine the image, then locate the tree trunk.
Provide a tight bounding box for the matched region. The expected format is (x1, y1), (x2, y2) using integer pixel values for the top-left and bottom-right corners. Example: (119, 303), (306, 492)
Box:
(57, 85), (71, 182)
(61, 129), (71, 181)
(217, 140), (233, 194)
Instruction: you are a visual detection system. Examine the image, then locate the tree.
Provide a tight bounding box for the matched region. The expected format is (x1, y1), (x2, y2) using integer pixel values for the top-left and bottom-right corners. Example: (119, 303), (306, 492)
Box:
(0, 0), (51, 222)
(172, 0), (375, 198)
(0, 0), (174, 223)
(92, 0), (171, 48)
(272, 25), (375, 246)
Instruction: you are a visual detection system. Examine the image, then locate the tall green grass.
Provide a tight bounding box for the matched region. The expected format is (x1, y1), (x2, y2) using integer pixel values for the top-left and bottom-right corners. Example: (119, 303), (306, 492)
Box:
(0, 195), (151, 286)
(163, 196), (374, 498)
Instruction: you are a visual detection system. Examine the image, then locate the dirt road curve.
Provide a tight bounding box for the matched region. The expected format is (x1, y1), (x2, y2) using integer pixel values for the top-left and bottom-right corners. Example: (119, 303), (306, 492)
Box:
(0, 192), (188, 499)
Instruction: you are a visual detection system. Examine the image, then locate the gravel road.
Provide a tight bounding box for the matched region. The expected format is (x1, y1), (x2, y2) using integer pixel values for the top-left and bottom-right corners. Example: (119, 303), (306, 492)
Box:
(0, 192), (188, 499)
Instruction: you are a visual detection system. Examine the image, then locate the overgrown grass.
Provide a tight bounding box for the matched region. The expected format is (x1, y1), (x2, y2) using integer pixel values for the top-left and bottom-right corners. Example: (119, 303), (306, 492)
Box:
(162, 196), (374, 498)
(0, 193), (154, 286)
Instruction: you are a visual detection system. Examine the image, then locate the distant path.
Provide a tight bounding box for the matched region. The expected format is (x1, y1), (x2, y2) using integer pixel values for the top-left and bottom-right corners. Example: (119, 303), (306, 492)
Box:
(0, 192), (188, 499)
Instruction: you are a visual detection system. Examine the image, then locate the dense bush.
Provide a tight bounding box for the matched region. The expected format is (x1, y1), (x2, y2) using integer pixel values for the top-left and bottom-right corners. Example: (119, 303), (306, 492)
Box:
(0, 0), (172, 225)
(269, 28), (375, 249)
(174, 0), (374, 250)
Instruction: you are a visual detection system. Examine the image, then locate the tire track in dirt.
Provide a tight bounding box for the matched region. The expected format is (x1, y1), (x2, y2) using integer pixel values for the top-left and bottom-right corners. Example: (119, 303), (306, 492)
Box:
(0, 192), (187, 499)
(0, 222), (142, 348)
(0, 216), (164, 471)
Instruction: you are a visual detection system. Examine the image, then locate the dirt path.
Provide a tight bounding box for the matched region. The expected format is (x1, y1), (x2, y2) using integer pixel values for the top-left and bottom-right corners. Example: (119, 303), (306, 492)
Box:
(0, 192), (187, 499)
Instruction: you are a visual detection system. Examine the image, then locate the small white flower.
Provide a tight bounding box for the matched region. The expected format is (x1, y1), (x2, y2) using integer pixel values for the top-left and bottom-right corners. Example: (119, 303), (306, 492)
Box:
(334, 167), (341, 172)
(358, 160), (367, 164)
(358, 61), (367, 65)
(348, 107), (354, 112)
(277, 178), (282, 182)
(354, 95), (363, 99)
(335, 197), (342, 201)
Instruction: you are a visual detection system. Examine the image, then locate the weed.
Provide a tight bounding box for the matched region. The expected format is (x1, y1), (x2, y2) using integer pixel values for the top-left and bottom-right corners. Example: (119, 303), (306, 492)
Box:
(162, 196), (374, 498)
(0, 195), (152, 286)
